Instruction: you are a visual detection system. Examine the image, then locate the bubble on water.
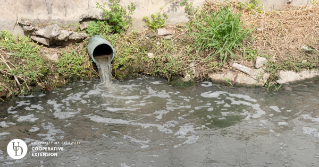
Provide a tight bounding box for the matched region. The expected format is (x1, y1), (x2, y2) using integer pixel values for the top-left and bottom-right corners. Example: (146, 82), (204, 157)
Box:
(201, 81), (213, 87)
(17, 114), (39, 122)
(270, 106), (281, 112)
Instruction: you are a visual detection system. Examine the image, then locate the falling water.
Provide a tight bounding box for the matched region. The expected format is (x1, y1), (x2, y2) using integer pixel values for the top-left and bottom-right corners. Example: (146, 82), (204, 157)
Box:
(94, 55), (112, 85)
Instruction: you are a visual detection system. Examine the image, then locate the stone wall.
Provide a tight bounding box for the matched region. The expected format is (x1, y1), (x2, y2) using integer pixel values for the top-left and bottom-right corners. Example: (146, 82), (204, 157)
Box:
(0, 0), (311, 36)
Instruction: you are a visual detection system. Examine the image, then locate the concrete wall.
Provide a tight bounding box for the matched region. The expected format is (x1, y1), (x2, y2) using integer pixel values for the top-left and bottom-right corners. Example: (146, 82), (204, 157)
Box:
(0, 0), (312, 36)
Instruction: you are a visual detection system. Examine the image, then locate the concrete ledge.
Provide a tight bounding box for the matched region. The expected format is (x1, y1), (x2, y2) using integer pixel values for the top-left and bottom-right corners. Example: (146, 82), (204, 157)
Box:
(276, 70), (319, 84)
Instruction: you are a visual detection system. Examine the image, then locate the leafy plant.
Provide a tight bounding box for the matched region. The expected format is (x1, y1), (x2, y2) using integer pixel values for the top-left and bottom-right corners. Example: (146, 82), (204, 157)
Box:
(143, 1), (175, 29)
(237, 0), (262, 13)
(86, 20), (111, 36)
(96, 0), (136, 33)
(180, 0), (199, 18)
(186, 5), (253, 65)
(57, 48), (92, 79)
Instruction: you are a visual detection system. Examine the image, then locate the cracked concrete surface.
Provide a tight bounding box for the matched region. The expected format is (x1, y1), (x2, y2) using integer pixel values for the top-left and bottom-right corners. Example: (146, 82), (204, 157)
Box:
(0, 0), (312, 36)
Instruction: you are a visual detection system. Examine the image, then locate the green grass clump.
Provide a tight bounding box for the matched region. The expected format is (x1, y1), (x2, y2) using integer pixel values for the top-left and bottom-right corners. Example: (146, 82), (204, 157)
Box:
(186, 5), (253, 65)
(86, 20), (111, 37)
(0, 30), (46, 94)
(57, 47), (94, 79)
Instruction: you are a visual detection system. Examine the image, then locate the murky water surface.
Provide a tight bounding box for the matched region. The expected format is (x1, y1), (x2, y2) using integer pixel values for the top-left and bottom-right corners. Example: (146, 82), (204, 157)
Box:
(0, 77), (319, 167)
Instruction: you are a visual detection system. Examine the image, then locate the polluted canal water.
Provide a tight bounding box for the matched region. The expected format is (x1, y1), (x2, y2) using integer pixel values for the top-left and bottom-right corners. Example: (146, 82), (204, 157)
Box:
(1, 77), (319, 166)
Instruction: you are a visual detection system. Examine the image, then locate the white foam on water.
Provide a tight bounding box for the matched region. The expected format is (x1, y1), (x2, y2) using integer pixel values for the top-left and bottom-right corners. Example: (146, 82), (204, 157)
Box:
(144, 87), (170, 99)
(37, 122), (65, 141)
(120, 163), (131, 167)
(62, 92), (87, 104)
(301, 114), (319, 122)
(30, 104), (44, 110)
(224, 103), (231, 107)
(17, 114), (39, 122)
(123, 135), (150, 148)
(227, 97), (265, 118)
(105, 107), (138, 112)
(150, 81), (162, 84)
(201, 81), (213, 87)
(65, 88), (72, 90)
(278, 122), (288, 126)
(0, 132), (10, 136)
(201, 91), (227, 98)
(47, 100), (80, 119)
(270, 106), (281, 112)
(25, 107), (34, 111)
(84, 114), (173, 134)
(29, 126), (40, 132)
(303, 127), (319, 138)
(7, 106), (17, 114)
(125, 100), (135, 104)
(154, 110), (169, 119)
(0, 121), (16, 128)
(16, 101), (31, 106)
(207, 107), (214, 111)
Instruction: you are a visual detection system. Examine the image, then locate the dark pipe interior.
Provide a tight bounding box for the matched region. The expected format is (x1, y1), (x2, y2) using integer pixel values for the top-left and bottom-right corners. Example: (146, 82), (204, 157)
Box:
(93, 44), (113, 57)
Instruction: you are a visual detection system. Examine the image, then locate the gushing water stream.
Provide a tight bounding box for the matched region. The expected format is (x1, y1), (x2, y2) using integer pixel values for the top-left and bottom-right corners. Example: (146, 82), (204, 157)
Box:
(94, 55), (112, 85)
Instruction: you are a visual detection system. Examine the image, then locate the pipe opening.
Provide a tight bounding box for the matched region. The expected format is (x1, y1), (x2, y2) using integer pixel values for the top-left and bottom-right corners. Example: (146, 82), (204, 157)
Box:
(92, 44), (113, 58)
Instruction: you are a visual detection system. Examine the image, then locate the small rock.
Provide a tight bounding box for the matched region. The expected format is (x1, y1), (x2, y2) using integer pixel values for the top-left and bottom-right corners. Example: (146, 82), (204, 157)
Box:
(301, 45), (312, 53)
(232, 63), (252, 75)
(56, 30), (72, 41)
(257, 28), (262, 31)
(255, 57), (268, 68)
(232, 63), (269, 85)
(31, 36), (50, 46)
(35, 24), (61, 39)
(80, 22), (89, 31)
(157, 28), (172, 36)
(302, 60), (307, 63)
(183, 73), (192, 82)
(68, 32), (87, 40)
(164, 35), (174, 40)
(148, 53), (154, 59)
(22, 25), (37, 31)
(46, 53), (59, 62)
(18, 21), (31, 26)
